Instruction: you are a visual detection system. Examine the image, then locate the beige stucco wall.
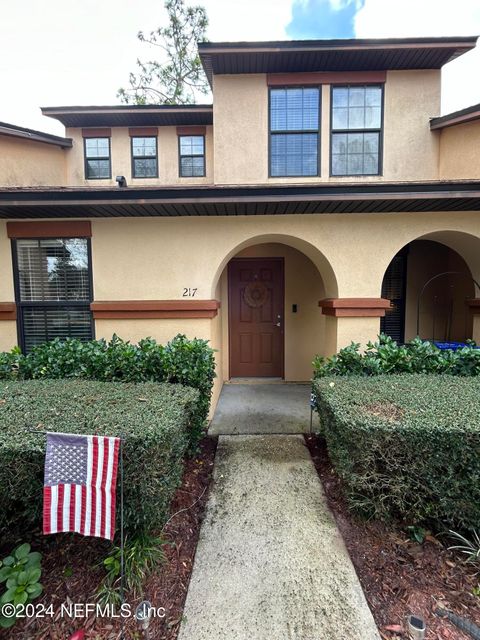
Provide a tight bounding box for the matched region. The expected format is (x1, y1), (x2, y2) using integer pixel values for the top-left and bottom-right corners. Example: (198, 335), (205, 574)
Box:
(0, 136), (67, 187)
(65, 125), (213, 187)
(213, 70), (441, 184)
(439, 120), (480, 179)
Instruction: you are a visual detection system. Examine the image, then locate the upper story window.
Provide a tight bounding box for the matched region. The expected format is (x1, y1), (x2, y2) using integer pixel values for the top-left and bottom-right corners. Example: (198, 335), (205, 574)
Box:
(131, 136), (158, 178)
(331, 85), (383, 176)
(13, 238), (93, 352)
(269, 87), (320, 177)
(179, 135), (205, 177)
(84, 137), (111, 179)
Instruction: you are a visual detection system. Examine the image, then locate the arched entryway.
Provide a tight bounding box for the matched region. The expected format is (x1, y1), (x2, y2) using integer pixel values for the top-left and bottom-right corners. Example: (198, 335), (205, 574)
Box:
(381, 233), (480, 344)
(211, 235), (336, 382)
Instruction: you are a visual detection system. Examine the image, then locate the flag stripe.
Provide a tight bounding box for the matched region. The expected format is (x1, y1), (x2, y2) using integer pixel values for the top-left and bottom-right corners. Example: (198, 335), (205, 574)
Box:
(110, 438), (120, 540)
(90, 436), (99, 537)
(43, 487), (52, 535)
(74, 485), (82, 534)
(63, 484), (71, 532)
(57, 484), (64, 534)
(50, 485), (58, 535)
(100, 438), (110, 539)
(95, 437), (104, 538)
(85, 436), (93, 536)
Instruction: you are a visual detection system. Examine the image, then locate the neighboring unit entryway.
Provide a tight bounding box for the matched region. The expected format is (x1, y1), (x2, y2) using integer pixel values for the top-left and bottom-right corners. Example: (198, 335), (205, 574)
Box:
(228, 257), (284, 377)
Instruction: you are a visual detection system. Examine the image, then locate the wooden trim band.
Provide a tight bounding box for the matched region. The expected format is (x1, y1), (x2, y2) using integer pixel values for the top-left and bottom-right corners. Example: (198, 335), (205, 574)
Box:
(91, 299), (220, 319)
(176, 126), (206, 135)
(7, 221), (92, 239)
(267, 71), (387, 86)
(319, 298), (391, 317)
(129, 127), (158, 137)
(467, 299), (480, 314)
(82, 128), (111, 138)
(0, 302), (16, 321)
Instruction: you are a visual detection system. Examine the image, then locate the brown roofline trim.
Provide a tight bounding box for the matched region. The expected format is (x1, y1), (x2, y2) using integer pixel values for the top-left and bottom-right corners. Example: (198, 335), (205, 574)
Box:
(268, 71), (387, 85)
(91, 300), (220, 319)
(43, 106), (213, 116)
(0, 303), (16, 321)
(0, 123), (72, 148)
(431, 109), (480, 130)
(319, 298), (391, 317)
(7, 221), (92, 238)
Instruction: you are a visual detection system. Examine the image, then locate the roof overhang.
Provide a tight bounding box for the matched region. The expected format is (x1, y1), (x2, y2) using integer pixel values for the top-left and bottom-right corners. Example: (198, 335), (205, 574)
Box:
(41, 104), (213, 128)
(430, 102), (480, 130)
(1, 181), (480, 219)
(199, 36), (478, 86)
(0, 122), (72, 148)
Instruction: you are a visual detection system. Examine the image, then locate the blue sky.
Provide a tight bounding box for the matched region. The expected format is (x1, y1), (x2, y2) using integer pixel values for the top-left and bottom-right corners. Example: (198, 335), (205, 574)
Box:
(0, 0), (479, 134)
(287, 0), (365, 39)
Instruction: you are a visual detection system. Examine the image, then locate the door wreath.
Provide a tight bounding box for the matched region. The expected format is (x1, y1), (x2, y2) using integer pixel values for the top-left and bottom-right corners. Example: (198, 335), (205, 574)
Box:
(244, 281), (269, 308)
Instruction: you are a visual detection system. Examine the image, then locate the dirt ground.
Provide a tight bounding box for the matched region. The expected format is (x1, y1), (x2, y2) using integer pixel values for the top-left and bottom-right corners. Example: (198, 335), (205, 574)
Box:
(305, 434), (480, 640)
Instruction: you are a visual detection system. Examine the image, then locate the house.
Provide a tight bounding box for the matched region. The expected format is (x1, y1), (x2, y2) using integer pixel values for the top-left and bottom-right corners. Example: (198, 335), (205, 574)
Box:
(1, 36), (480, 411)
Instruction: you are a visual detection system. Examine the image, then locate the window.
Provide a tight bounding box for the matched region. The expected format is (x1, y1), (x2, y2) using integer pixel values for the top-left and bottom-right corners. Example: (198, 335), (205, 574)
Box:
(84, 137), (111, 179)
(131, 136), (158, 178)
(269, 87), (320, 177)
(179, 135), (205, 177)
(13, 238), (93, 352)
(331, 85), (383, 176)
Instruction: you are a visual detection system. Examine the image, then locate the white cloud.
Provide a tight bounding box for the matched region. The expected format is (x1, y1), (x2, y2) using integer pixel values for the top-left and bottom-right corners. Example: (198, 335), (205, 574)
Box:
(354, 0), (480, 113)
(200, 0), (292, 41)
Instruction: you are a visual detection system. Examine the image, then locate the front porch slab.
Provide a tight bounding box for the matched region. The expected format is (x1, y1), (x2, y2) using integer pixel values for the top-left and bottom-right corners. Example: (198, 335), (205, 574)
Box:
(178, 435), (380, 640)
(209, 383), (312, 435)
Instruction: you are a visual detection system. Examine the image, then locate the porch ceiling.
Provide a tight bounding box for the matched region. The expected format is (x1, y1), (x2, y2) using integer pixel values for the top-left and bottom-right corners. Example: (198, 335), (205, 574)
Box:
(1, 181), (480, 219)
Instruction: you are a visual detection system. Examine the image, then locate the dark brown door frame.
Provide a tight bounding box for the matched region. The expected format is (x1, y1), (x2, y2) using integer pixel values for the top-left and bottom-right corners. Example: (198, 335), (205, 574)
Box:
(228, 256), (285, 379)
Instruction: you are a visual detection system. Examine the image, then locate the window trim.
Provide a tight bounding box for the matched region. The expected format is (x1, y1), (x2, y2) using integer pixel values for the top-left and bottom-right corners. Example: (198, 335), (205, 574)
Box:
(268, 85), (322, 179)
(329, 83), (385, 178)
(130, 135), (159, 179)
(178, 134), (206, 178)
(11, 237), (95, 353)
(83, 137), (111, 180)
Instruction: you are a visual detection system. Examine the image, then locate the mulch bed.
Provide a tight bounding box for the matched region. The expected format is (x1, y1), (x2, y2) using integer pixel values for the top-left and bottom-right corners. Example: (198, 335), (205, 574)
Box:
(305, 434), (480, 640)
(1, 436), (217, 640)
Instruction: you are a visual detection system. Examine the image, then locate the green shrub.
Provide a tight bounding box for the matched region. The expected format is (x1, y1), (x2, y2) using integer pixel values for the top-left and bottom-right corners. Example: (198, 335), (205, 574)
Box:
(0, 379), (199, 540)
(313, 334), (480, 378)
(0, 543), (43, 629)
(0, 334), (215, 450)
(313, 375), (480, 530)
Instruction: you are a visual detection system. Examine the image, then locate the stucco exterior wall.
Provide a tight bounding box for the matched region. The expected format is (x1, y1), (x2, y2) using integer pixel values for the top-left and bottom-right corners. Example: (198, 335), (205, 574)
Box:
(439, 120), (480, 179)
(212, 70), (441, 184)
(0, 136), (67, 186)
(65, 126), (213, 187)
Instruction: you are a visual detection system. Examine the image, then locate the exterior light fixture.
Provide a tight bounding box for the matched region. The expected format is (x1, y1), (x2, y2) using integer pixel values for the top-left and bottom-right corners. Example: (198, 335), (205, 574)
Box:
(116, 175), (127, 188)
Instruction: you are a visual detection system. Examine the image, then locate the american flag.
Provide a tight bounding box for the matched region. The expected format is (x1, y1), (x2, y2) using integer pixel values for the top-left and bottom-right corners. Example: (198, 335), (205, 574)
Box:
(43, 433), (120, 541)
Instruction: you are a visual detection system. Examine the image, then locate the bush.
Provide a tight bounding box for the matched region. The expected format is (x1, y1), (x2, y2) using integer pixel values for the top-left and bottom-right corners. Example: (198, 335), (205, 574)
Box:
(313, 334), (480, 378)
(0, 379), (199, 540)
(0, 334), (215, 450)
(313, 374), (480, 530)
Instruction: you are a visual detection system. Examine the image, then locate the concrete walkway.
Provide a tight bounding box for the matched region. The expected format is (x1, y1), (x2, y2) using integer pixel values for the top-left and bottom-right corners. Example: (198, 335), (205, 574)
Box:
(178, 435), (380, 640)
(209, 383), (312, 435)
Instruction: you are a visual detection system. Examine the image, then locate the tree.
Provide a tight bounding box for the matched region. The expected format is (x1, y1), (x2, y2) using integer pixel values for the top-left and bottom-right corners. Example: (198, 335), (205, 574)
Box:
(118, 0), (210, 105)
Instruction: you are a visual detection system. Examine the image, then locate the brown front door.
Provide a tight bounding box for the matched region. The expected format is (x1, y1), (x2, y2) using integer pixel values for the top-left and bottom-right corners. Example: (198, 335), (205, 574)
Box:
(228, 258), (284, 378)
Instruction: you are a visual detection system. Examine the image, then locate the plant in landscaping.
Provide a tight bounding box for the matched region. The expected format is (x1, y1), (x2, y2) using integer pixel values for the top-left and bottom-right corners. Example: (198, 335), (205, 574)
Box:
(0, 334), (215, 451)
(97, 534), (167, 604)
(0, 380), (199, 540)
(448, 529), (480, 566)
(0, 543), (42, 629)
(312, 375), (480, 530)
(407, 525), (427, 545)
(313, 334), (480, 378)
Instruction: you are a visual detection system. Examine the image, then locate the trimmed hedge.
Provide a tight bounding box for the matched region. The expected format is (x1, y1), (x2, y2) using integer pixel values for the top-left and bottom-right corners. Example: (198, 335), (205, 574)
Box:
(0, 334), (215, 450)
(313, 334), (480, 378)
(0, 379), (199, 540)
(313, 375), (480, 530)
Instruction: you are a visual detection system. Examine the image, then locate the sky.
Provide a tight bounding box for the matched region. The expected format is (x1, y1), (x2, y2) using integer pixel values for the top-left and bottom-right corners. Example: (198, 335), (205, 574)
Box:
(0, 0), (479, 135)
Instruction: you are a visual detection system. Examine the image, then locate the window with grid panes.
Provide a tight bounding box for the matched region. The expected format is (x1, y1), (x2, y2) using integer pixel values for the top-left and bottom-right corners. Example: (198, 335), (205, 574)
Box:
(331, 85), (383, 176)
(131, 136), (158, 178)
(270, 87), (320, 177)
(84, 137), (111, 179)
(179, 135), (205, 177)
(13, 238), (93, 352)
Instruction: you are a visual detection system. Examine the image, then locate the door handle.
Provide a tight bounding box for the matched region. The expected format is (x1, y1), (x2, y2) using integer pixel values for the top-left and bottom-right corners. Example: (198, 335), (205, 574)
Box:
(276, 321), (281, 327)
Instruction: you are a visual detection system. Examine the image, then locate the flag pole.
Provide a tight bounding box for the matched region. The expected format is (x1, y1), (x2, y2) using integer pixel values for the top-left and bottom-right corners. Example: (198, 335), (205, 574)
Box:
(120, 434), (125, 640)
